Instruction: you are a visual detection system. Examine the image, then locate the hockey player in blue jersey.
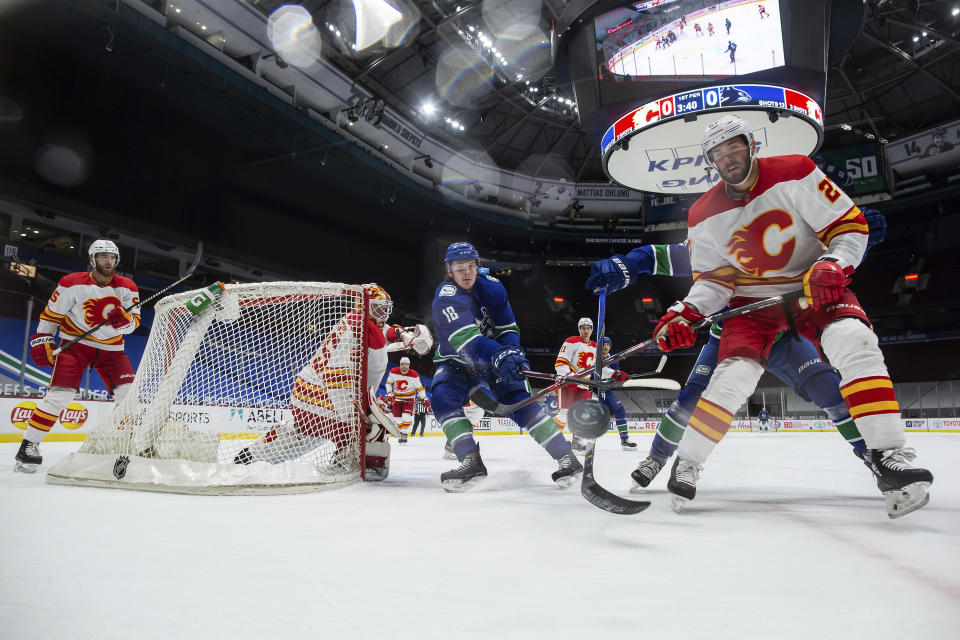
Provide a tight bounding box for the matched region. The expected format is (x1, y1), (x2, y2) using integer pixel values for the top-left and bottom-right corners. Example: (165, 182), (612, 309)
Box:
(599, 338), (638, 450)
(585, 209), (887, 490)
(432, 242), (582, 491)
(757, 408), (772, 431)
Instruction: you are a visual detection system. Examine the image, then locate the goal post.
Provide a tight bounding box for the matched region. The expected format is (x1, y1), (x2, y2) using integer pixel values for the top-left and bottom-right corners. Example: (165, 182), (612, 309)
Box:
(47, 282), (372, 495)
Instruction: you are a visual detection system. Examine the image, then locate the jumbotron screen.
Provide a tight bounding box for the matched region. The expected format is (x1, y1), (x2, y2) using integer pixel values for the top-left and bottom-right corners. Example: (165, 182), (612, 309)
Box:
(596, 0), (785, 81)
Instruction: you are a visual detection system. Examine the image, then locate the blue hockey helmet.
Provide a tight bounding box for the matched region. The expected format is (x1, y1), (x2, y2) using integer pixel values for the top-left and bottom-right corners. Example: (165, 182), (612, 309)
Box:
(602, 337), (612, 345)
(444, 242), (479, 263)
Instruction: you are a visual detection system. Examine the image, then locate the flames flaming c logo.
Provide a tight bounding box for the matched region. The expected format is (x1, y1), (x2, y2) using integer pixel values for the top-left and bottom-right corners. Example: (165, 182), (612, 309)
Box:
(725, 210), (796, 277)
(83, 297), (124, 328)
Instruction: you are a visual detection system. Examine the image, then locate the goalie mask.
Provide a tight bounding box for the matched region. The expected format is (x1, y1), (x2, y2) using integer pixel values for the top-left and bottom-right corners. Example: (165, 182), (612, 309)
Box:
(701, 114), (756, 169)
(88, 239), (120, 266)
(364, 283), (392, 326)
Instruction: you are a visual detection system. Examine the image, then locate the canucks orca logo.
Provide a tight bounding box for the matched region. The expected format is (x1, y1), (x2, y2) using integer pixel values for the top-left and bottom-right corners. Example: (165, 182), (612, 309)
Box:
(719, 87), (752, 106)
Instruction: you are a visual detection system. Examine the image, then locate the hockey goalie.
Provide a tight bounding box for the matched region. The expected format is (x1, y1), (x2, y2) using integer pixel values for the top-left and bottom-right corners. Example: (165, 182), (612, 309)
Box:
(233, 284), (431, 480)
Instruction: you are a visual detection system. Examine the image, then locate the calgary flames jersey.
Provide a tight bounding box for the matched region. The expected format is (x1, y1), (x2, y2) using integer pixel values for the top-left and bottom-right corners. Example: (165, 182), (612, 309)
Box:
(686, 155), (868, 316)
(292, 313), (387, 420)
(555, 336), (597, 377)
(386, 368), (426, 401)
(37, 272), (141, 351)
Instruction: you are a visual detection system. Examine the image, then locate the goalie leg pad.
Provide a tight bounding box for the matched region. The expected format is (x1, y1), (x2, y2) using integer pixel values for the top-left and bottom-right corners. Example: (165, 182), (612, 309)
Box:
(365, 439), (390, 481)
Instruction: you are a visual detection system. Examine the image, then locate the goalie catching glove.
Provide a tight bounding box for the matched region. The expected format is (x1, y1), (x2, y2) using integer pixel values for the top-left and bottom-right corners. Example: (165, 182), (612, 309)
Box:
(29, 333), (57, 367)
(803, 257), (851, 310)
(653, 301), (704, 352)
(386, 324), (433, 355)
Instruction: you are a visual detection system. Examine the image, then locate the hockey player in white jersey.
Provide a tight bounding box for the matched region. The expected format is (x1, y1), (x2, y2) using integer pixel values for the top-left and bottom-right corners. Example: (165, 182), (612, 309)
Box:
(654, 114), (932, 517)
(386, 356), (427, 443)
(16, 240), (140, 472)
(554, 317), (596, 451)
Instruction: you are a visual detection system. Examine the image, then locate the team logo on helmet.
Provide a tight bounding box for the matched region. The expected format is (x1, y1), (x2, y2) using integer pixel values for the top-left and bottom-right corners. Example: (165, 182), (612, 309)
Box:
(725, 210), (796, 277)
(444, 242), (479, 264)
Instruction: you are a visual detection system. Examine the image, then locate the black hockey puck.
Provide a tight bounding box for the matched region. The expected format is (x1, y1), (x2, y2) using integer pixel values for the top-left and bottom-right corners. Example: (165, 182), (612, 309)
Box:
(567, 399), (611, 439)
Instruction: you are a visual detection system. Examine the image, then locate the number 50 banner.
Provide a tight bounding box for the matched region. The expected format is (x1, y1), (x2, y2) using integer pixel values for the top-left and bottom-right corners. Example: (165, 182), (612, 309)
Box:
(818, 143), (886, 196)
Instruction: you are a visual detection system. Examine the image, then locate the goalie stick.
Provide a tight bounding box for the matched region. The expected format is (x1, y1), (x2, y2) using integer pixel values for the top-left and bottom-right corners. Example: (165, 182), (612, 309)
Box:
(579, 288), (652, 516)
(53, 241), (205, 356)
(470, 290), (806, 416)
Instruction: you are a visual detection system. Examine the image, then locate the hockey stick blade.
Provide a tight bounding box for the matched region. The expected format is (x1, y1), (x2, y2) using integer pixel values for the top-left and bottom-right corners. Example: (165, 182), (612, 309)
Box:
(581, 443), (651, 515)
(520, 371), (680, 392)
(54, 241), (205, 356)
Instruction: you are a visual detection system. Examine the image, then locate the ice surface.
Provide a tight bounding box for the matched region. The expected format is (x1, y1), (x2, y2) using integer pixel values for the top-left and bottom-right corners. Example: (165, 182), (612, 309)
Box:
(2, 432), (958, 640)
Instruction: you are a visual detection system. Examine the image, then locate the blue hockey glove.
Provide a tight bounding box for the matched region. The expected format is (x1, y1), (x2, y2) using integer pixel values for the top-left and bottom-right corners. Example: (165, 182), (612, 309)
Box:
(585, 255), (638, 293)
(491, 345), (529, 386)
(863, 209), (886, 249)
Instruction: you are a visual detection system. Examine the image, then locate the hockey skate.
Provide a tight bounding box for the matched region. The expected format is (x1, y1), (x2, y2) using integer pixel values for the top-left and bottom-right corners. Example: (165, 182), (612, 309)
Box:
(551, 452), (583, 488)
(629, 456), (664, 492)
(14, 439), (42, 473)
(441, 451), (487, 492)
(862, 448), (933, 518)
(398, 433), (408, 445)
(666, 457), (702, 513)
(570, 435), (587, 452)
(442, 442), (457, 460)
(620, 435), (638, 451)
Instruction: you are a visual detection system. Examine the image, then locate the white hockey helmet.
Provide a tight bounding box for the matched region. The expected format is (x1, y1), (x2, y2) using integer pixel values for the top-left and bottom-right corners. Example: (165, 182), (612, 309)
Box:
(578, 317), (594, 328)
(701, 114), (756, 169)
(88, 239), (120, 265)
(399, 356), (411, 365)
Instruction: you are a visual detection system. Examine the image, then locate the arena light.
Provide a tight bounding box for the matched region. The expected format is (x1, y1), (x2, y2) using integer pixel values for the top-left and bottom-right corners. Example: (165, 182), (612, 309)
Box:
(553, 297), (564, 304)
(904, 273), (919, 281)
(642, 297), (653, 304)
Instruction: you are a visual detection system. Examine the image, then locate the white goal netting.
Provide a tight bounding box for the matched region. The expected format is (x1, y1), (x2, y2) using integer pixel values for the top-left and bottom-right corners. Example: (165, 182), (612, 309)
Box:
(47, 282), (371, 494)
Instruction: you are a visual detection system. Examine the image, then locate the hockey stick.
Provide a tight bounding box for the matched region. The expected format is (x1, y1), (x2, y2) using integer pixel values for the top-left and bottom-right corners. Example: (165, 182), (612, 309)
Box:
(470, 290), (805, 415)
(578, 289), (653, 515)
(521, 371), (681, 392)
(519, 352), (668, 387)
(53, 241), (204, 356)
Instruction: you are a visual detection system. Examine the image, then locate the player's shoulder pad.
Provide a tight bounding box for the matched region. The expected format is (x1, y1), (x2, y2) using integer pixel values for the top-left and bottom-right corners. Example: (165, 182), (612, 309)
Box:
(389, 366), (403, 375)
(688, 183), (736, 227)
(760, 154), (816, 181)
(483, 274), (500, 283)
(437, 283), (458, 297)
(367, 320), (386, 349)
(111, 274), (139, 292)
(60, 272), (94, 287)
(409, 370), (420, 378)
(564, 336), (583, 344)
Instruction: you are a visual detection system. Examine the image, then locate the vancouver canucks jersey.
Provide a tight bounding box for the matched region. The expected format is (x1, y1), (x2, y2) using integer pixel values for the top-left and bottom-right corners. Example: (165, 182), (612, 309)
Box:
(432, 274), (520, 371)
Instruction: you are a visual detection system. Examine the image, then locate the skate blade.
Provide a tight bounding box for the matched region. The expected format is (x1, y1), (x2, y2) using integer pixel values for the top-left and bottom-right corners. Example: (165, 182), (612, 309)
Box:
(621, 443), (638, 451)
(442, 453), (458, 460)
(13, 461), (40, 473)
(629, 480), (648, 494)
(670, 495), (689, 514)
(441, 475), (487, 493)
(554, 471), (582, 489)
(885, 482), (931, 519)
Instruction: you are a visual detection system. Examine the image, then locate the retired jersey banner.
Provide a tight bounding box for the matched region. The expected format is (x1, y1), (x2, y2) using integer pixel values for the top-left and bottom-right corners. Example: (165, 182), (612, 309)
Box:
(885, 118), (960, 180)
(818, 144), (886, 195)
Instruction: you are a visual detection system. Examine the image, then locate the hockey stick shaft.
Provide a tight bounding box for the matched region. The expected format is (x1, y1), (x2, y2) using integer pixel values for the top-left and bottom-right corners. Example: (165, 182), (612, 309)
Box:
(580, 288), (652, 515)
(471, 290), (804, 415)
(53, 242), (204, 356)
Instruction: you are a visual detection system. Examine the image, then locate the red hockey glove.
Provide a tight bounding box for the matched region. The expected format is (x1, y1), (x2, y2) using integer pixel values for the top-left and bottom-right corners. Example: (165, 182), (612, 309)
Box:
(423, 398), (431, 409)
(803, 258), (850, 310)
(107, 305), (133, 329)
(613, 370), (629, 383)
(653, 301), (704, 352)
(29, 333), (57, 368)
(386, 393), (395, 406)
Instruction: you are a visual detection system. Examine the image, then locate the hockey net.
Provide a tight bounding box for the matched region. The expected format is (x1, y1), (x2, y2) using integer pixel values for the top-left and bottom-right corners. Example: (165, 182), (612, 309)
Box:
(47, 282), (370, 495)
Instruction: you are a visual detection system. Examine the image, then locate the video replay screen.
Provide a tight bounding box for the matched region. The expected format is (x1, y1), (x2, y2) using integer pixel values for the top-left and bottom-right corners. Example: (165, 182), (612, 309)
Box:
(595, 0), (785, 80)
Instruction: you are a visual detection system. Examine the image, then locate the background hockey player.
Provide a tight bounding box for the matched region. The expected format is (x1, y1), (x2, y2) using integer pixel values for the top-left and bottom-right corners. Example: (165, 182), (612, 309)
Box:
(757, 408), (771, 432)
(599, 338), (637, 451)
(386, 355), (427, 443)
(432, 242), (582, 491)
(725, 17), (732, 34)
(554, 317), (596, 451)
(235, 284), (421, 481)
(654, 114), (932, 517)
(586, 236), (878, 491)
(16, 239), (140, 472)
(725, 40), (737, 64)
